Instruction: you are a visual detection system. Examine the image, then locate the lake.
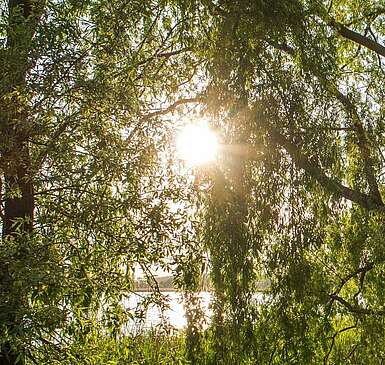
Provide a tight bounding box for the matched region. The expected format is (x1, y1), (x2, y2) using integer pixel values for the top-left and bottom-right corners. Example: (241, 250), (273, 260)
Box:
(124, 291), (265, 333)
(124, 291), (212, 333)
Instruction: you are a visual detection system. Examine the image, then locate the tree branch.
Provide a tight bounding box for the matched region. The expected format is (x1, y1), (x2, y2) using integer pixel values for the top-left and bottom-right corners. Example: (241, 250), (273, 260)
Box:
(141, 96), (204, 120)
(329, 293), (385, 315)
(34, 113), (81, 169)
(324, 322), (357, 365)
(264, 123), (385, 211)
(275, 43), (383, 205)
(326, 263), (385, 316)
(332, 263), (374, 298)
(331, 87), (383, 204)
(136, 47), (192, 67)
(329, 19), (385, 58)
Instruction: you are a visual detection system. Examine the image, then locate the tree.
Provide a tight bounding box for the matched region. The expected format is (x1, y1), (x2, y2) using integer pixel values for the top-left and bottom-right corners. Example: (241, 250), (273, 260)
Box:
(3, 0), (385, 363)
(192, 0), (385, 363)
(0, 1), (203, 363)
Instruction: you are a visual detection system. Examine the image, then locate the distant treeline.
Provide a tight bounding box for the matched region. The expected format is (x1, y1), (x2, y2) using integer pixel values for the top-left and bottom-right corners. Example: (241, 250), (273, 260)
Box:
(134, 275), (270, 292)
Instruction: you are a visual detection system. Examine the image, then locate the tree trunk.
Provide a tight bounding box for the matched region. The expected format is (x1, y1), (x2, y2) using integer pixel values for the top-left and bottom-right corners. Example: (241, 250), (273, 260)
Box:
(0, 1), (42, 363)
(0, 141), (33, 365)
(3, 142), (34, 237)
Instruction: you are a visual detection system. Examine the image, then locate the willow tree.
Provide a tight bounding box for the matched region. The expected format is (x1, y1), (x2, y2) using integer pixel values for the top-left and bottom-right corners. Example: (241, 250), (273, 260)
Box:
(192, 0), (385, 363)
(3, 0), (385, 363)
(0, 1), (205, 363)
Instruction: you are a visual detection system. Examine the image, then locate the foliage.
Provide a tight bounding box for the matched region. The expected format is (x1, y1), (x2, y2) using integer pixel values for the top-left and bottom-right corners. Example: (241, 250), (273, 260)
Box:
(2, 0), (385, 364)
(26, 330), (188, 365)
(0, 0), (203, 363)
(189, 0), (385, 363)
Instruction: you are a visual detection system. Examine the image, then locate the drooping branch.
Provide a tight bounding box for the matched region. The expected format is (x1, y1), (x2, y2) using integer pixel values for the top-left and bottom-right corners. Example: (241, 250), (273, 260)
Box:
(264, 121), (385, 212)
(136, 47), (192, 67)
(275, 42), (383, 205)
(325, 263), (385, 316)
(331, 87), (383, 204)
(33, 96), (203, 172)
(34, 115), (79, 169)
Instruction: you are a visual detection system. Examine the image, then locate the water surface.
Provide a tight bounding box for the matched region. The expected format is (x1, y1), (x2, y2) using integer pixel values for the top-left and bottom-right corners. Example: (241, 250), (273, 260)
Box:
(124, 291), (212, 333)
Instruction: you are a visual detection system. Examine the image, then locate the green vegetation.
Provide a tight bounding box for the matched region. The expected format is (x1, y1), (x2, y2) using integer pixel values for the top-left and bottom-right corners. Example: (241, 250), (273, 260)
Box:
(37, 332), (189, 365)
(2, 0), (385, 363)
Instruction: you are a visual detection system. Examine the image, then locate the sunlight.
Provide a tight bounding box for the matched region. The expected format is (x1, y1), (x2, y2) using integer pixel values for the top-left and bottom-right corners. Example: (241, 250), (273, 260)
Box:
(176, 121), (218, 166)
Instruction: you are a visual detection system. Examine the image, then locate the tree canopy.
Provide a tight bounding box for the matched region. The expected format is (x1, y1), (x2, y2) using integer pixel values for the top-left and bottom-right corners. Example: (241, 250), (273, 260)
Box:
(1, 0), (385, 364)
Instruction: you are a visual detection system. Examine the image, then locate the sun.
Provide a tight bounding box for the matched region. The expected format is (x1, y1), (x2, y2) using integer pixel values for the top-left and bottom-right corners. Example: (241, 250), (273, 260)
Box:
(176, 121), (218, 166)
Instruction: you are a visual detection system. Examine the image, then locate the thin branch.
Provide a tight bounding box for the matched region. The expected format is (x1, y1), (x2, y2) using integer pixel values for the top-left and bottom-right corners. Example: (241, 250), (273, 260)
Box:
(133, 16), (191, 82)
(344, 343), (359, 362)
(334, 262), (374, 297)
(331, 88), (383, 204)
(141, 96), (204, 120)
(324, 322), (357, 365)
(30, 48), (89, 109)
(353, 264), (371, 302)
(34, 112), (81, 169)
(368, 26), (385, 73)
(327, 0), (333, 14)
(326, 263), (375, 314)
(136, 47), (192, 67)
(205, 0), (228, 17)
